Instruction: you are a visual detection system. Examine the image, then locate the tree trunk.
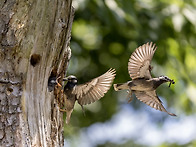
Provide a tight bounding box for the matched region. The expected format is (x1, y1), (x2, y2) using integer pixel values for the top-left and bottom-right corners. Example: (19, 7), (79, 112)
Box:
(0, 0), (74, 146)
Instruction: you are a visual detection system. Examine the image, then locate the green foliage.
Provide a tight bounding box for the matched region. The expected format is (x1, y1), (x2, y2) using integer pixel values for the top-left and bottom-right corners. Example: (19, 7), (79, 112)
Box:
(66, 0), (196, 146)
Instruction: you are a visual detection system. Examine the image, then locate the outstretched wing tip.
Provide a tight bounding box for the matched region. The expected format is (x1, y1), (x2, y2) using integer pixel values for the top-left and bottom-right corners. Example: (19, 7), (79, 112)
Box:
(107, 68), (116, 75)
(168, 112), (177, 116)
(134, 91), (176, 116)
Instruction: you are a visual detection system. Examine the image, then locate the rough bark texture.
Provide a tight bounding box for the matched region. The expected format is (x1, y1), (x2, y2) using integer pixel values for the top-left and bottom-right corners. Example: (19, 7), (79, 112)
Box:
(0, 0), (73, 146)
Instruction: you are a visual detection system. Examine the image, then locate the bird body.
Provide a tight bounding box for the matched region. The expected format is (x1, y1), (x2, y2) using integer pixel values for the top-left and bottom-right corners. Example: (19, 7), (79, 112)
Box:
(59, 69), (116, 124)
(63, 86), (76, 112)
(115, 77), (172, 91)
(114, 42), (176, 116)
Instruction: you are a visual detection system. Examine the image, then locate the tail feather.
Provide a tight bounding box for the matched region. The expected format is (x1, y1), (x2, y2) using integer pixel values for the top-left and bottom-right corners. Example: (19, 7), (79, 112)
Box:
(66, 110), (73, 124)
(113, 83), (129, 91)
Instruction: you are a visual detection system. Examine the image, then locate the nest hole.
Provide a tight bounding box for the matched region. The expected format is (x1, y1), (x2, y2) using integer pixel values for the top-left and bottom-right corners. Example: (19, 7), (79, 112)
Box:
(7, 87), (13, 93)
(30, 54), (41, 67)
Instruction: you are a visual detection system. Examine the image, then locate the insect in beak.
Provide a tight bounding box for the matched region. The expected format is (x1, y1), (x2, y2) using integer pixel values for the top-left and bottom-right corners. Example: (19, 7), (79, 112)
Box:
(169, 80), (175, 87)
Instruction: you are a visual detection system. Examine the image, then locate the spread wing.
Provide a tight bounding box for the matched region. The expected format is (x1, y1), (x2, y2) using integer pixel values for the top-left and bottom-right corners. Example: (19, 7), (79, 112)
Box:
(134, 91), (176, 116)
(73, 68), (116, 105)
(128, 42), (157, 80)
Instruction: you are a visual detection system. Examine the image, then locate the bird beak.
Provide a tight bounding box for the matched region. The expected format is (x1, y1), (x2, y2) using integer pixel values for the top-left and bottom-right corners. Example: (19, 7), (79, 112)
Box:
(63, 77), (68, 81)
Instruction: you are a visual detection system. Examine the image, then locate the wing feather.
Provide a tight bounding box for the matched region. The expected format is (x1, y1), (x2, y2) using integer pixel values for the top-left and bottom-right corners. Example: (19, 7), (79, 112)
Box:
(139, 47), (145, 59)
(128, 42), (157, 79)
(134, 91), (176, 116)
(74, 68), (116, 105)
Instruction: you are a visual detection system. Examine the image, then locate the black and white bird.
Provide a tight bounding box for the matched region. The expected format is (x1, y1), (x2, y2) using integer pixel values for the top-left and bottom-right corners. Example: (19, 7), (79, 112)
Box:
(61, 68), (116, 124)
(113, 42), (176, 116)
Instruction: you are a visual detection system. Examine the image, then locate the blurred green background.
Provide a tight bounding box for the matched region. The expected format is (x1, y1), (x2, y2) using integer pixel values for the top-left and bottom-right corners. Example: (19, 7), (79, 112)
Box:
(64, 0), (196, 146)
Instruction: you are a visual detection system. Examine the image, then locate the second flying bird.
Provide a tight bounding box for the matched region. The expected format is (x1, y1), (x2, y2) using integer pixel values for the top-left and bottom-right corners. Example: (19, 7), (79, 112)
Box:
(114, 42), (176, 116)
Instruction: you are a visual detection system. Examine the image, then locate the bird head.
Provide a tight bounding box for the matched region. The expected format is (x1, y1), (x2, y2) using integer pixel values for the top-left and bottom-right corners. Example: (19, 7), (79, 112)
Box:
(159, 75), (175, 87)
(63, 75), (78, 84)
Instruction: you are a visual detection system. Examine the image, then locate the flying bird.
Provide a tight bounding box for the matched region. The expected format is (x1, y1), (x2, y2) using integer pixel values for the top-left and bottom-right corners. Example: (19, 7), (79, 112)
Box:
(57, 68), (116, 124)
(113, 42), (176, 116)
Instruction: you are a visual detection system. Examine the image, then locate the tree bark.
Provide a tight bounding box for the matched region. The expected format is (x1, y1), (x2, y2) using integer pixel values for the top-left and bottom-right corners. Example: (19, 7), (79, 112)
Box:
(0, 0), (74, 146)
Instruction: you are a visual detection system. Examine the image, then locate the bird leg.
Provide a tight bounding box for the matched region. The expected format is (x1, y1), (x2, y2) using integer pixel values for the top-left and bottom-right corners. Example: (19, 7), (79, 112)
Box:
(127, 90), (134, 103)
